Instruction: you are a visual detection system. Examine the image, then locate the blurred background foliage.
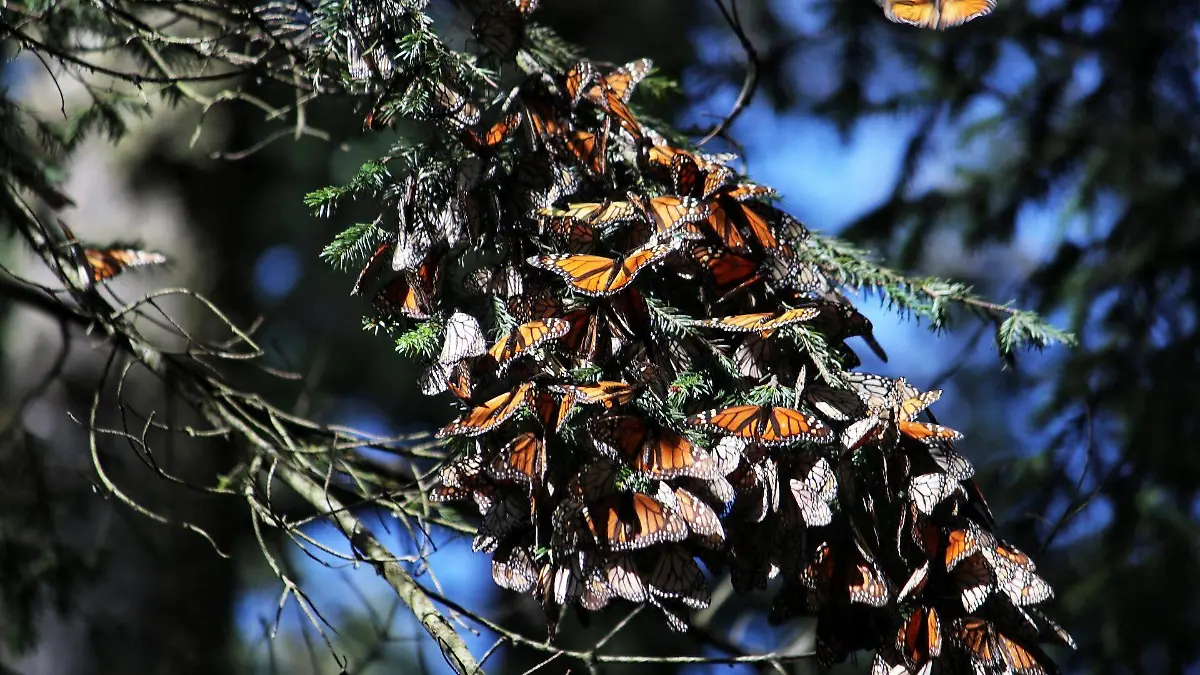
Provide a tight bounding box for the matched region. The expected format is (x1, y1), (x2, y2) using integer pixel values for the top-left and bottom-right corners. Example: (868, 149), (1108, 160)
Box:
(0, 0), (1197, 674)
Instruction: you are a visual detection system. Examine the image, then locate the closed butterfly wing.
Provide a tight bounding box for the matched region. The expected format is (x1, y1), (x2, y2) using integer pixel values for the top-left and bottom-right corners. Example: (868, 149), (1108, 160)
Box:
(487, 432), (547, 486)
(492, 537), (537, 593)
(673, 486), (725, 545)
(351, 241), (393, 296)
(438, 311), (487, 364)
(897, 606), (942, 667)
(644, 546), (710, 609)
(788, 455), (837, 526)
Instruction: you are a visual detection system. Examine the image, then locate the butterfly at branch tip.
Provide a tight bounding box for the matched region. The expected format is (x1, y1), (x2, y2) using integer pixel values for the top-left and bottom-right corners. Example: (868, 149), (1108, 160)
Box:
(876, 0), (996, 29)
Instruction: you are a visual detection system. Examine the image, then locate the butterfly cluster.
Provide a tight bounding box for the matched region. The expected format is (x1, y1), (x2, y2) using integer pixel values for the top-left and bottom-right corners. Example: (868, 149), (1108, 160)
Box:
(339, 4), (1070, 671)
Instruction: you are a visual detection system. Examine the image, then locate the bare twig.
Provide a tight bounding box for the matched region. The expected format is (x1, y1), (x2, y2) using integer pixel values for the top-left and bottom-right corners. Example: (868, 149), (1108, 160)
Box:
(699, 0), (760, 146)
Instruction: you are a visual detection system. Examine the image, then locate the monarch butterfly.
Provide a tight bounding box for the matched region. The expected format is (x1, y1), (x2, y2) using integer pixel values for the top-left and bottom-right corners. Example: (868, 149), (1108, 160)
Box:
(692, 246), (761, 299)
(374, 251), (442, 319)
(730, 456), (781, 523)
(492, 536), (538, 593)
(459, 113), (522, 154)
(506, 291), (563, 323)
(847, 545), (891, 607)
(987, 549), (1054, 607)
(877, 0), (995, 29)
(564, 127), (609, 174)
(582, 59), (652, 139)
(351, 240), (394, 296)
(551, 380), (639, 409)
(436, 382), (533, 438)
(890, 383), (964, 444)
(579, 554), (646, 610)
(686, 405), (833, 446)
(671, 153), (733, 200)
(671, 486), (725, 546)
(418, 358), (477, 400)
(438, 311), (487, 364)
(897, 606), (942, 667)
(473, 492), (532, 553)
(429, 80), (481, 131)
(788, 454), (837, 526)
(954, 618), (1054, 673)
(83, 246), (169, 282)
(485, 318), (570, 373)
(909, 471), (962, 515)
(561, 61), (598, 107)
(529, 242), (677, 297)
(538, 199), (640, 226)
(644, 545), (710, 608)
(583, 492), (689, 551)
(591, 415), (719, 479)
(628, 193), (711, 241)
(695, 306), (821, 336)
(487, 431), (547, 486)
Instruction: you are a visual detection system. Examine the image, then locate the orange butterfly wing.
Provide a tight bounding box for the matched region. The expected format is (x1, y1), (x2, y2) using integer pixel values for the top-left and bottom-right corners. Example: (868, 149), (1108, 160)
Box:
(938, 0), (995, 27)
(880, 0), (940, 27)
(565, 128), (607, 174)
(686, 405), (764, 442)
(593, 415), (711, 478)
(436, 383), (532, 438)
(84, 248), (168, 282)
(586, 493), (687, 551)
(488, 431), (547, 485)
(487, 318), (570, 370)
(531, 244), (672, 297)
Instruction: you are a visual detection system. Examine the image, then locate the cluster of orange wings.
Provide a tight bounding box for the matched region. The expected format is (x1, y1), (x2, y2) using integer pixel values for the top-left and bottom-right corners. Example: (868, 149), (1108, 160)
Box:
(341, 2), (1068, 673)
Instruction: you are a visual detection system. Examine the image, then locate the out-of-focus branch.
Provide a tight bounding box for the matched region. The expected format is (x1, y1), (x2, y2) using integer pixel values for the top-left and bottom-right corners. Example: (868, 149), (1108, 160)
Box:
(0, 218), (482, 675)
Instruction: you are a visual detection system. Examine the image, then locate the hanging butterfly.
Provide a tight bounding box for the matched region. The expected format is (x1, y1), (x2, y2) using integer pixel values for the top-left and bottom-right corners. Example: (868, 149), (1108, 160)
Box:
(788, 454), (837, 526)
(487, 431), (547, 487)
(373, 249), (443, 320)
(484, 317), (570, 373)
(528, 241), (678, 297)
(583, 492), (689, 552)
(436, 382), (533, 438)
(896, 606), (943, 670)
(643, 545), (710, 609)
(877, 0), (995, 29)
(438, 311), (487, 364)
(686, 404), (833, 446)
(351, 240), (394, 296)
(581, 59), (653, 139)
(591, 415), (720, 479)
(459, 113), (522, 155)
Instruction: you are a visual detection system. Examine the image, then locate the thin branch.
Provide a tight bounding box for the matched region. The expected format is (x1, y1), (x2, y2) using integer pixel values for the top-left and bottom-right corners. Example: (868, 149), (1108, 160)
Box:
(699, 0), (759, 146)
